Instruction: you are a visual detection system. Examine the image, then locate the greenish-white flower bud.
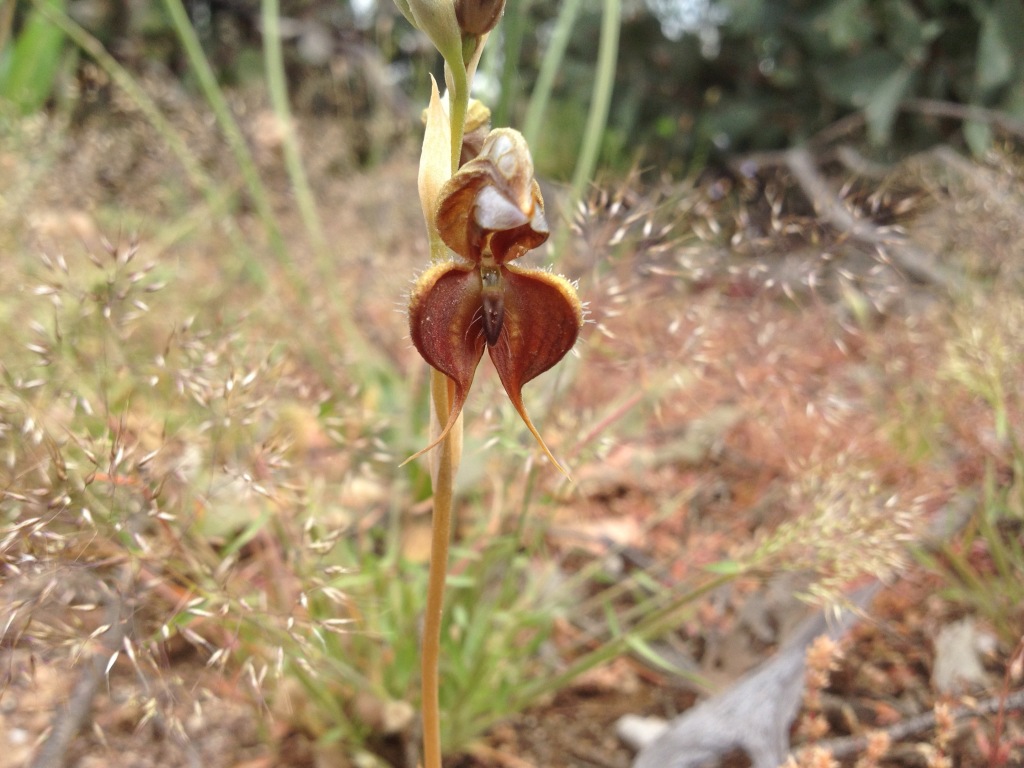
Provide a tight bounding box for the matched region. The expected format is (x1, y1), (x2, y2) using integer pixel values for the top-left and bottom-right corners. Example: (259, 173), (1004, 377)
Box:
(399, 0), (464, 71)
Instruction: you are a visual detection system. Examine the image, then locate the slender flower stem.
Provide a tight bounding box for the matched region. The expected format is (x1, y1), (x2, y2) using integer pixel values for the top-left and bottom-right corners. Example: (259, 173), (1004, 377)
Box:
(420, 52), (475, 767)
(448, 64), (470, 173)
(422, 371), (456, 768)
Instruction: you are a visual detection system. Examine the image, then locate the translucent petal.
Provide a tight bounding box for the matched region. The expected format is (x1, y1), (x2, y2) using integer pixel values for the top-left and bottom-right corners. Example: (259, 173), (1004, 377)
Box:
(475, 185), (529, 231)
(488, 179), (548, 264)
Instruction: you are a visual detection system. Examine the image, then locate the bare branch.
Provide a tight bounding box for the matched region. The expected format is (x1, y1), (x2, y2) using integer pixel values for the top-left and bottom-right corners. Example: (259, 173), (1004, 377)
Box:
(810, 687), (1024, 761)
(785, 147), (960, 291)
(28, 577), (129, 768)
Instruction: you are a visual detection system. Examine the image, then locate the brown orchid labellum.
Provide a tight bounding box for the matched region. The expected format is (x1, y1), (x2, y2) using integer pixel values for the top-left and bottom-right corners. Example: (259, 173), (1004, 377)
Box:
(407, 128), (583, 474)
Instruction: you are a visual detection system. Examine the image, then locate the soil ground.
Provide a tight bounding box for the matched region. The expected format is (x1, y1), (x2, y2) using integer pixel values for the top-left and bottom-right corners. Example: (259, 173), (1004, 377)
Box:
(1, 79), (1023, 768)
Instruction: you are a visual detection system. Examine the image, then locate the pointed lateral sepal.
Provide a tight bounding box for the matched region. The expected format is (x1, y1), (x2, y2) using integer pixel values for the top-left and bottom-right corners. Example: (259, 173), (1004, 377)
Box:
(487, 266), (583, 476)
(405, 261), (486, 464)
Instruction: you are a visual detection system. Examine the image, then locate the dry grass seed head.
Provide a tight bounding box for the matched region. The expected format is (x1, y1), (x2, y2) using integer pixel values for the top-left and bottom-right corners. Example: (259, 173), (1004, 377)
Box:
(797, 712), (832, 742)
(753, 456), (918, 602)
(787, 744), (839, 768)
(803, 634), (843, 710)
(918, 742), (952, 768)
(853, 730), (891, 768)
(806, 634), (843, 678)
(933, 701), (955, 752)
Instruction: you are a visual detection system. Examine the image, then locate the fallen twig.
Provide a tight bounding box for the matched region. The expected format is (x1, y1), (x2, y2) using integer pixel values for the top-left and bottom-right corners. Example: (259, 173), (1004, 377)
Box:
(626, 496), (978, 768)
(810, 97), (1024, 147)
(28, 573), (129, 768)
(629, 585), (880, 768)
(807, 687), (1024, 761)
(784, 147), (960, 291)
(903, 98), (1024, 142)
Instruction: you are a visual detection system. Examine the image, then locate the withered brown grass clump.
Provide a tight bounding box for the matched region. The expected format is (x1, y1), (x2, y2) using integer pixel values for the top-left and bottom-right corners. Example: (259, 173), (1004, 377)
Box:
(0, 220), (383, 763)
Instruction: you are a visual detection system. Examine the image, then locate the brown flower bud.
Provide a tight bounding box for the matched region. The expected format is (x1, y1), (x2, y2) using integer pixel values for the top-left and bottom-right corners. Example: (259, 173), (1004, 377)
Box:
(455, 0), (505, 37)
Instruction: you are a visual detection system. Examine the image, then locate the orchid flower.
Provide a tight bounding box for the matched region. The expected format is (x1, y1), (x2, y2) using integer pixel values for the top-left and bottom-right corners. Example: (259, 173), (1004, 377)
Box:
(407, 128), (583, 474)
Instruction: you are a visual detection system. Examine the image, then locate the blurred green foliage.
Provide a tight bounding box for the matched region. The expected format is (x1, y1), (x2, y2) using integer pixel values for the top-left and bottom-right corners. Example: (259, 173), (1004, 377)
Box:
(549, 0), (1024, 174)
(0, 0), (71, 114)
(3, 0), (1023, 176)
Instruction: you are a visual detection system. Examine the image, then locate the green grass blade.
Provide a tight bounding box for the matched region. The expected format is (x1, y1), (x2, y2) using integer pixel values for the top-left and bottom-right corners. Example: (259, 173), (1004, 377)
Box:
(568, 0), (620, 206)
(1, 0), (67, 114)
(258, 0), (391, 377)
(494, 0), (528, 127)
(260, 0), (328, 256)
(521, 0), (582, 148)
(0, 0), (17, 54)
(494, 572), (733, 727)
(161, 0), (286, 262)
(33, 3), (262, 281)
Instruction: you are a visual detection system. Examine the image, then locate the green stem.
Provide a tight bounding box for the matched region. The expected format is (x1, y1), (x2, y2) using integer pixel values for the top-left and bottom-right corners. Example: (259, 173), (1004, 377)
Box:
(449, 63), (470, 173)
(521, 0), (582, 147)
